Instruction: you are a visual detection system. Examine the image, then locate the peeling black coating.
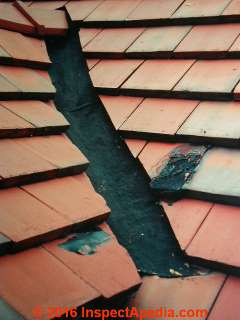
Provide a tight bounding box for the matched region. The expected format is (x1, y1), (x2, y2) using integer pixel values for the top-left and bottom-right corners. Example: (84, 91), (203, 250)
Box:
(150, 145), (208, 197)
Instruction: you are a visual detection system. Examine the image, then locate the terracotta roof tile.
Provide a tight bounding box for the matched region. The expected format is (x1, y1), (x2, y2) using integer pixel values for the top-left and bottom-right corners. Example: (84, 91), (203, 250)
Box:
(175, 24), (240, 58)
(208, 276), (240, 320)
(86, 58), (100, 70)
(126, 0), (185, 21)
(23, 174), (110, 225)
(0, 135), (88, 188)
(121, 59), (195, 94)
(120, 98), (199, 138)
(0, 222), (140, 318)
(127, 26), (192, 57)
(222, 0), (240, 16)
(174, 60), (240, 99)
(0, 246), (99, 318)
(186, 203), (240, 268)
(66, 0), (103, 23)
(83, 27), (145, 57)
(0, 173), (109, 252)
(172, 0), (232, 19)
(138, 141), (180, 178)
(229, 34), (240, 54)
(125, 138), (147, 158)
(162, 199), (213, 250)
(44, 223), (141, 298)
(0, 186), (70, 246)
(0, 100), (69, 136)
(17, 135), (89, 173)
(177, 100), (240, 142)
(99, 94), (143, 129)
(0, 3), (35, 35)
(185, 148), (240, 204)
(0, 65), (56, 99)
(0, 74), (20, 95)
(29, 1), (68, 10)
(79, 28), (102, 48)
(131, 274), (225, 313)
(0, 104), (34, 138)
(89, 59), (143, 92)
(85, 0), (142, 23)
(0, 46), (10, 59)
(0, 29), (51, 68)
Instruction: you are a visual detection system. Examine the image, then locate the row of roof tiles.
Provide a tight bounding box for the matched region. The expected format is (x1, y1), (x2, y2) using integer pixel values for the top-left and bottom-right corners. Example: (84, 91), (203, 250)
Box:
(0, 1), (68, 36)
(79, 0), (240, 318)
(80, 24), (240, 59)
(66, 0), (240, 26)
(99, 95), (240, 147)
(89, 59), (240, 100)
(0, 2), (142, 317)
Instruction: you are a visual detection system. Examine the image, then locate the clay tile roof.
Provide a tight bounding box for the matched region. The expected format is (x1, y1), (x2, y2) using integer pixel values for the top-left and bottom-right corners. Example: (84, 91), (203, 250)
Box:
(0, 3), (141, 317)
(76, 0), (240, 316)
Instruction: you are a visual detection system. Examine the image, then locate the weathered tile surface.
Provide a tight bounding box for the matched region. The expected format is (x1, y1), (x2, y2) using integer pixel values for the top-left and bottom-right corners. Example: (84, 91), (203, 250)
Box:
(162, 199), (213, 250)
(121, 59), (195, 93)
(99, 95), (143, 129)
(120, 98), (198, 136)
(90, 59), (143, 90)
(127, 26), (192, 55)
(177, 101), (240, 140)
(186, 203), (240, 267)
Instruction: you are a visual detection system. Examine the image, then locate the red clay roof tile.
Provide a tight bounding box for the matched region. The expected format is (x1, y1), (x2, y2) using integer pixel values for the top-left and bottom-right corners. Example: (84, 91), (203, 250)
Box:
(83, 27), (145, 57)
(121, 59), (195, 93)
(175, 24), (240, 58)
(186, 203), (240, 268)
(0, 247), (99, 319)
(16, 135), (88, 171)
(86, 58), (100, 70)
(208, 276), (240, 320)
(0, 104), (34, 138)
(44, 222), (141, 298)
(23, 174), (110, 225)
(222, 0), (240, 16)
(0, 3), (35, 35)
(15, 1), (68, 36)
(185, 147), (240, 202)
(0, 135), (88, 187)
(66, 0), (103, 22)
(0, 65), (56, 99)
(0, 29), (51, 68)
(89, 59), (143, 91)
(120, 98), (198, 137)
(125, 138), (147, 158)
(138, 141), (180, 178)
(30, 1), (68, 10)
(0, 186), (70, 245)
(130, 274), (225, 313)
(126, 0), (185, 21)
(174, 60), (240, 97)
(85, 0), (142, 23)
(177, 100), (240, 140)
(162, 199), (213, 250)
(172, 0), (232, 18)
(99, 94), (144, 129)
(127, 26), (192, 57)
(0, 100), (69, 136)
(79, 28), (102, 48)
